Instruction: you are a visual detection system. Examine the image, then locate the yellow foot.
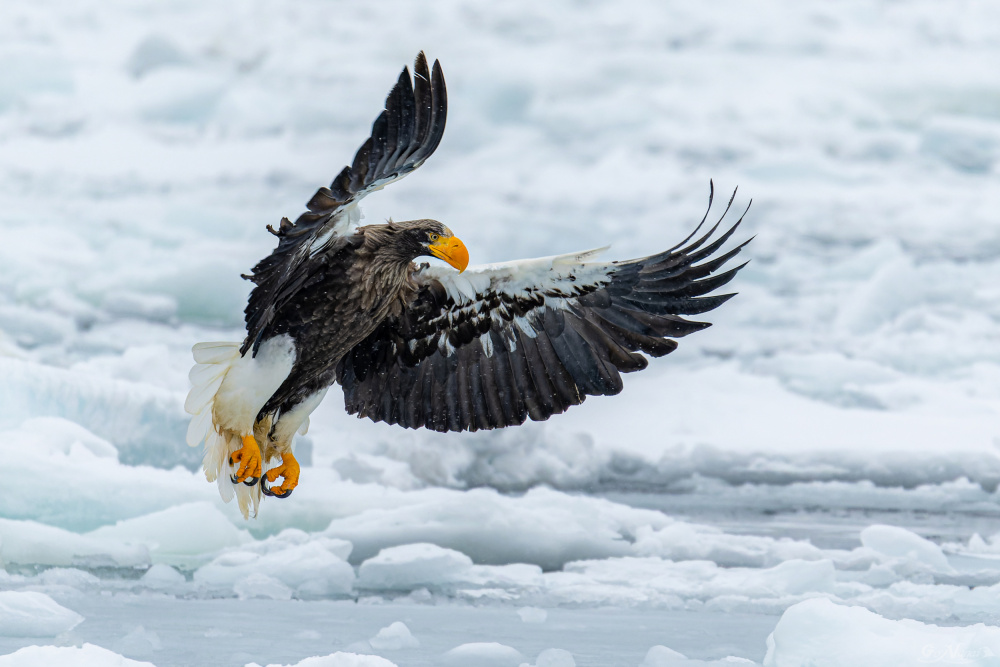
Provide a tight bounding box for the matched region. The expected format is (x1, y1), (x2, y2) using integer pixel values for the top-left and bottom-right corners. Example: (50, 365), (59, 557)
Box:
(229, 434), (262, 486)
(261, 452), (299, 499)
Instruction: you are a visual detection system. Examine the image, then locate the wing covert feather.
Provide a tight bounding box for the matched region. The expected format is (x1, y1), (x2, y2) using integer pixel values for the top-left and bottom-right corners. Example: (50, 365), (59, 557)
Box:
(337, 186), (751, 432)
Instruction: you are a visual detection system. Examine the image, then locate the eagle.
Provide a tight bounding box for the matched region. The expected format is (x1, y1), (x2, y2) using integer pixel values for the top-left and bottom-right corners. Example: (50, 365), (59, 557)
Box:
(185, 52), (751, 518)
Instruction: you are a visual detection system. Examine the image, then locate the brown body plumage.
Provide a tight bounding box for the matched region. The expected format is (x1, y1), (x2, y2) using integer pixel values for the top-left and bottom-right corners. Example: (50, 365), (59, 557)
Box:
(253, 219), (459, 420)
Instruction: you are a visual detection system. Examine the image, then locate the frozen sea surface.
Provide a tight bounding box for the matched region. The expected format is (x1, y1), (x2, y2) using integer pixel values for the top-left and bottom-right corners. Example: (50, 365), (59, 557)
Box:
(2, 0), (1000, 665)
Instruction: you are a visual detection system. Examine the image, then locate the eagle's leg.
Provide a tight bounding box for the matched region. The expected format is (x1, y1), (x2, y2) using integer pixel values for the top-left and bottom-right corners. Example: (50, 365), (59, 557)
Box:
(261, 452), (299, 498)
(229, 434), (262, 486)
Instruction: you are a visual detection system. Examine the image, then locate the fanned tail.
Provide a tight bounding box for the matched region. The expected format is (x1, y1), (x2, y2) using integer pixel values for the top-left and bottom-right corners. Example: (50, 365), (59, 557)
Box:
(185, 341), (261, 519)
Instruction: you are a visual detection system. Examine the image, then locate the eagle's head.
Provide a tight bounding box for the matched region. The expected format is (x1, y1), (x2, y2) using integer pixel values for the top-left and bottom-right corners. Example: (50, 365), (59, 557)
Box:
(376, 219), (469, 273)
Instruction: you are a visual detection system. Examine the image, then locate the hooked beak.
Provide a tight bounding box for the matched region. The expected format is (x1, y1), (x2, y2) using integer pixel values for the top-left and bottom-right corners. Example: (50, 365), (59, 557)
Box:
(428, 235), (469, 273)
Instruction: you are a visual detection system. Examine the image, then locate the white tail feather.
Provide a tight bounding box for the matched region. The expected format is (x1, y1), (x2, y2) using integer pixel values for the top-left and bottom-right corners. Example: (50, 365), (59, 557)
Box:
(186, 408), (213, 448)
(186, 341), (261, 518)
(186, 338), (294, 520)
(192, 341), (241, 364)
(184, 374), (225, 415)
(189, 361), (229, 385)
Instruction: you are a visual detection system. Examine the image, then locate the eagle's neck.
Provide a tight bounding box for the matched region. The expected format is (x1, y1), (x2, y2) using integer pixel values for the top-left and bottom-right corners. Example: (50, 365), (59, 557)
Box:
(354, 229), (417, 313)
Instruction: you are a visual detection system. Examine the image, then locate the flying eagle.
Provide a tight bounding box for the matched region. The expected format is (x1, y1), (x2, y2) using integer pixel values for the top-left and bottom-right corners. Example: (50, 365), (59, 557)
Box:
(185, 53), (751, 518)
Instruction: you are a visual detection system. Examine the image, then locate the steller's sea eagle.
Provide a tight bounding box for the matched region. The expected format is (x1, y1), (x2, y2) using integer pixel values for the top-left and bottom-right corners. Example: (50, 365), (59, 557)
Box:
(185, 52), (751, 518)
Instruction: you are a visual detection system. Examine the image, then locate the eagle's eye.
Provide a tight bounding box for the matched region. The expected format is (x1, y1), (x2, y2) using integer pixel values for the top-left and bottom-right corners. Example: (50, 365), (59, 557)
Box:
(427, 232), (440, 243)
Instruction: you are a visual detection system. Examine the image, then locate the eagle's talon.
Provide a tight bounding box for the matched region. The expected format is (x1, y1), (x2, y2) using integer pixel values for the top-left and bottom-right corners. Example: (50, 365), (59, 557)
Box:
(229, 434), (262, 485)
(260, 452), (299, 499)
(261, 479), (292, 498)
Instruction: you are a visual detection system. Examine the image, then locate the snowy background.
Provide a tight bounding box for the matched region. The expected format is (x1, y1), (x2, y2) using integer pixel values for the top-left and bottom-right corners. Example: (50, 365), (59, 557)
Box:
(2, 1), (1000, 665)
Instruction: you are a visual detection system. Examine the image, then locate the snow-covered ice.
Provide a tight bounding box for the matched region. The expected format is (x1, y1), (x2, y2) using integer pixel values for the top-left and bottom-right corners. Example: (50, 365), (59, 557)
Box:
(2, 0), (1000, 665)
(0, 643), (155, 666)
(0, 591), (83, 637)
(765, 598), (1000, 667)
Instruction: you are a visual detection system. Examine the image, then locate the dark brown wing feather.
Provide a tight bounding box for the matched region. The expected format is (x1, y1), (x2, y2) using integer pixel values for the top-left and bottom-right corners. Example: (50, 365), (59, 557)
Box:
(242, 52), (447, 355)
(337, 187), (751, 432)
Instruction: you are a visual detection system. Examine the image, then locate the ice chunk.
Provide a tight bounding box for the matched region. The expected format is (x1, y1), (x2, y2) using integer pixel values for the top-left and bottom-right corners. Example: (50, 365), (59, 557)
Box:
(530, 648), (575, 667)
(10, 417), (118, 459)
(0, 643), (156, 666)
(641, 645), (758, 666)
(115, 625), (163, 660)
(517, 607), (548, 624)
(194, 529), (354, 598)
(765, 598), (1000, 666)
(443, 642), (524, 667)
(551, 557), (836, 610)
(140, 564), (186, 590)
(860, 524), (952, 572)
(633, 523), (825, 567)
(36, 567), (101, 591)
(0, 359), (199, 473)
(325, 487), (662, 569)
(234, 573), (293, 600)
(0, 591), (83, 637)
(641, 646), (689, 666)
(0, 518), (149, 568)
(87, 502), (252, 568)
(357, 543), (473, 590)
(246, 653), (398, 666)
(368, 621), (419, 650)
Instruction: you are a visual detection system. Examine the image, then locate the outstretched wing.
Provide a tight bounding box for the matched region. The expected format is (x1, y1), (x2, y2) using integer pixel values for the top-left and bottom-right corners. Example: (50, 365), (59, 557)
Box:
(241, 52), (447, 355)
(337, 185), (751, 433)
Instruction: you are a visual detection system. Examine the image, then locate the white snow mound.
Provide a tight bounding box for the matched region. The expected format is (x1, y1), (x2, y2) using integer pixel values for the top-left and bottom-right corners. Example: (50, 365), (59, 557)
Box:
(0, 643), (156, 666)
(248, 652), (398, 667)
(368, 621), (419, 650)
(443, 642), (524, 667)
(0, 591), (84, 637)
(765, 598), (1000, 667)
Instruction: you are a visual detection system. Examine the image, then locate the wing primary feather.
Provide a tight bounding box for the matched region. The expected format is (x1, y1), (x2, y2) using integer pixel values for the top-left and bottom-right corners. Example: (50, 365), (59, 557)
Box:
(389, 70), (417, 171)
(404, 52), (433, 164)
(409, 59), (447, 165)
(674, 187), (739, 257)
(667, 179), (715, 252)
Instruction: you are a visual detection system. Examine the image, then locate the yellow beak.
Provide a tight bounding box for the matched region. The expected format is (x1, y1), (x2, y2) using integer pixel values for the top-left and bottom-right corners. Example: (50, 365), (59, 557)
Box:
(428, 235), (469, 273)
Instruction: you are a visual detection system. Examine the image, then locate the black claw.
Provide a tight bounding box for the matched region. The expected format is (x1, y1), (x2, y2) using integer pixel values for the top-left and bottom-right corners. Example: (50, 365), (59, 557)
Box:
(231, 474), (259, 486)
(260, 480), (292, 498)
(228, 456), (234, 466)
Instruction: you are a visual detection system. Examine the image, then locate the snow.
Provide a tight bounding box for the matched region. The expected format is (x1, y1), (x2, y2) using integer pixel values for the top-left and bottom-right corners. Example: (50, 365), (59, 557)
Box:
(251, 655), (398, 667)
(192, 530), (354, 598)
(0, 591), (83, 637)
(367, 622), (419, 651)
(764, 598), (1000, 667)
(517, 607), (548, 624)
(0, 643), (155, 667)
(641, 647), (756, 667)
(442, 642), (524, 666)
(1, 0), (1000, 664)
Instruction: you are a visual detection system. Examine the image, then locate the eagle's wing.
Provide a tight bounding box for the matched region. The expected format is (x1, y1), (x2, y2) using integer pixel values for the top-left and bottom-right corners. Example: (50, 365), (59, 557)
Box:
(337, 186), (751, 432)
(242, 52), (447, 355)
